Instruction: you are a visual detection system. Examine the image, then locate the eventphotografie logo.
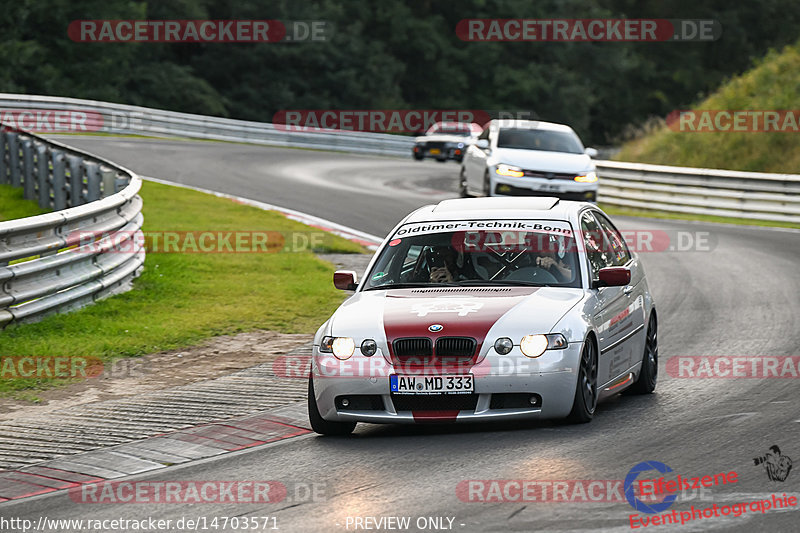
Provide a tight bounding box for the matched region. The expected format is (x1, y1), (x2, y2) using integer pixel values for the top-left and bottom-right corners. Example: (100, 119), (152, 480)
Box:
(754, 445), (793, 482)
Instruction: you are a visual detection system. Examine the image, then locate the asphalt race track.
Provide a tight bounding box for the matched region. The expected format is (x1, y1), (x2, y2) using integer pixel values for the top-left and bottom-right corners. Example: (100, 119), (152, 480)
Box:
(5, 137), (800, 532)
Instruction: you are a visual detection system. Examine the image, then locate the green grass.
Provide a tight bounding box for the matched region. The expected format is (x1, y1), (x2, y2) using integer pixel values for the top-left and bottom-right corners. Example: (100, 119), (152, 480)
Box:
(600, 204), (800, 230)
(616, 38), (800, 173)
(0, 184), (48, 221)
(0, 180), (364, 396)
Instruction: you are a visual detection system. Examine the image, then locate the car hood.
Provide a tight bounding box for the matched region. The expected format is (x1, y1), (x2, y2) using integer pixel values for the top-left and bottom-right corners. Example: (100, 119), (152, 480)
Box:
(330, 287), (585, 358)
(414, 134), (474, 143)
(491, 148), (593, 173)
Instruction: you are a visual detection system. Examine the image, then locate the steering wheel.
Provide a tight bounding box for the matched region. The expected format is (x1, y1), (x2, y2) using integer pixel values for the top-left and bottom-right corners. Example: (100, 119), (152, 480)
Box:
(503, 266), (559, 284)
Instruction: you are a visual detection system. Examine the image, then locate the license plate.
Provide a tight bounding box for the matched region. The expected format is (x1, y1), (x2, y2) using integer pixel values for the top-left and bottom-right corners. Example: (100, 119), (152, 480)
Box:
(390, 374), (473, 395)
(541, 183), (563, 192)
(428, 148), (441, 155)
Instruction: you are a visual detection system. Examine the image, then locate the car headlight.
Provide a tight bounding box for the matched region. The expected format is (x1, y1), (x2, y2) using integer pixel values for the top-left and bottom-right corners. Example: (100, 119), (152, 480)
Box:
(494, 337), (513, 355)
(520, 333), (568, 358)
(574, 171), (598, 183)
(319, 336), (355, 360)
(496, 164), (524, 178)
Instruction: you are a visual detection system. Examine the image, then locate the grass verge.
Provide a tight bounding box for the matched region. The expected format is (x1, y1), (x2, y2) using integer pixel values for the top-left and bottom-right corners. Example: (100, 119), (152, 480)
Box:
(0, 180), (364, 397)
(0, 184), (48, 221)
(615, 39), (800, 173)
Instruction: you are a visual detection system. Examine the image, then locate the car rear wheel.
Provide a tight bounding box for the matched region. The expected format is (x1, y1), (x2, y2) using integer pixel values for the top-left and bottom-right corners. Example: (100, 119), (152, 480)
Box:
(625, 314), (658, 395)
(308, 375), (356, 435)
(413, 151), (424, 160)
(483, 171), (492, 196)
(567, 339), (597, 423)
(459, 168), (471, 197)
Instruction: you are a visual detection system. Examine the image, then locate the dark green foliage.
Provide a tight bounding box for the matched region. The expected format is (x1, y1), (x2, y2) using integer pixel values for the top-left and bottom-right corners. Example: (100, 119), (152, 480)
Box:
(0, 0), (797, 145)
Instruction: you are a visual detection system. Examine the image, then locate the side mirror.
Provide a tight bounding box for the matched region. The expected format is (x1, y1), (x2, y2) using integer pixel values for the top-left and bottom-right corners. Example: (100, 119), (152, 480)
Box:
(595, 267), (631, 288)
(584, 147), (599, 158)
(333, 270), (358, 291)
(476, 139), (490, 150)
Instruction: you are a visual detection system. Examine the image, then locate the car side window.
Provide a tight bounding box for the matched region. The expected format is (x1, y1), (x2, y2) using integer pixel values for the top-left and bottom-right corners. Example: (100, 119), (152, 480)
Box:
(580, 211), (613, 280)
(593, 212), (631, 266)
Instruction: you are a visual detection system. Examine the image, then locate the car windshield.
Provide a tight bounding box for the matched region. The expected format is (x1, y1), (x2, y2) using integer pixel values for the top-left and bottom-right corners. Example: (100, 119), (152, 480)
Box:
(497, 128), (584, 154)
(427, 123), (472, 136)
(363, 221), (581, 290)
(436, 128), (471, 136)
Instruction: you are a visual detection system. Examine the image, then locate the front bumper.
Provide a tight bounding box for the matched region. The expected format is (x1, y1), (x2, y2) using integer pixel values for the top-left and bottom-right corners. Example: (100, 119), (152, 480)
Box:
(311, 342), (583, 423)
(491, 175), (597, 202)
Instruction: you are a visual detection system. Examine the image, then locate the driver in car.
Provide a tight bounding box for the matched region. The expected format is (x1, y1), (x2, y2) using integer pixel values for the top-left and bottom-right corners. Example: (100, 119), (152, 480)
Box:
(429, 246), (473, 282)
(534, 250), (572, 282)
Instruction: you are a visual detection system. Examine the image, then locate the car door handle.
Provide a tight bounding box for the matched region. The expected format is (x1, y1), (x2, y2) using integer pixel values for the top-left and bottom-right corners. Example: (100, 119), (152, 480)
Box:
(623, 285), (634, 295)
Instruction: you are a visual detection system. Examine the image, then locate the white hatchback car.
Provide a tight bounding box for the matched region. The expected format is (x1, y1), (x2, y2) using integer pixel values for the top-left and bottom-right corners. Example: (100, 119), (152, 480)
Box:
(308, 197), (657, 435)
(460, 120), (599, 201)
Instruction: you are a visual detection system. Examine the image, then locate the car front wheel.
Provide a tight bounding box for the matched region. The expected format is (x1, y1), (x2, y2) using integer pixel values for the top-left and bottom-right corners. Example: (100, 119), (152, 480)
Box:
(567, 339), (597, 423)
(308, 375), (356, 435)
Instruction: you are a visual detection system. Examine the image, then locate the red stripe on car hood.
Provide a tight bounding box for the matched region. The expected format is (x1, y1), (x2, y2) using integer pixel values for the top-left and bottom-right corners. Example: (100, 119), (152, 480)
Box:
(382, 287), (538, 360)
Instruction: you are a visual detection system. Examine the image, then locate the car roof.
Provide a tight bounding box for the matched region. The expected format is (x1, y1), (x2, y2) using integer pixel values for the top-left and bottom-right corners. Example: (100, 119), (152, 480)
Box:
(488, 119), (574, 133)
(402, 197), (590, 224)
(433, 121), (472, 128)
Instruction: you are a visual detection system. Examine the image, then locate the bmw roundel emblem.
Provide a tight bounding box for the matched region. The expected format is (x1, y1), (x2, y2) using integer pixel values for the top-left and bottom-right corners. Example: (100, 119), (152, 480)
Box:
(428, 324), (444, 332)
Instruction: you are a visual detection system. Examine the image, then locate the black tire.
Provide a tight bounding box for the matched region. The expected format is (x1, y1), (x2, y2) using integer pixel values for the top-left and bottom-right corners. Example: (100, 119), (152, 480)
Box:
(567, 339), (598, 424)
(625, 314), (658, 395)
(413, 151), (424, 161)
(308, 375), (356, 435)
(483, 171), (492, 196)
(459, 168), (471, 197)
(436, 157), (447, 163)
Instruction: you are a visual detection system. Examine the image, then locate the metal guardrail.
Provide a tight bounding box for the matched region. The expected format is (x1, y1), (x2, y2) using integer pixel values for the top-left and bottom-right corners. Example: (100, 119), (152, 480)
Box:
(0, 127), (144, 326)
(0, 93), (412, 156)
(596, 160), (800, 224)
(1, 93), (798, 224)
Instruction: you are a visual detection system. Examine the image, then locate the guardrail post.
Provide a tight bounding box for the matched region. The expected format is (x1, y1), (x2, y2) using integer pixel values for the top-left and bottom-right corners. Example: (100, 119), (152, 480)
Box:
(101, 166), (115, 197)
(36, 144), (50, 209)
(21, 137), (35, 200)
(8, 132), (20, 187)
(52, 149), (67, 210)
(85, 162), (101, 202)
(68, 154), (84, 206)
(0, 131), (7, 184)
